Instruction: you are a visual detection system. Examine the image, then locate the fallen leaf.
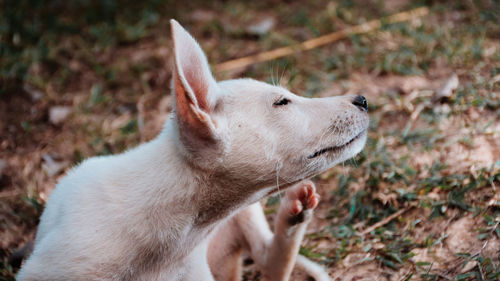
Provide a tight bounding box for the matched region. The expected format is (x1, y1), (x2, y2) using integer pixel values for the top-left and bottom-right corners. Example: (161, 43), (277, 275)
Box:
(459, 260), (478, 274)
(49, 106), (72, 125)
(433, 73), (459, 102)
(247, 17), (275, 35)
(42, 154), (69, 177)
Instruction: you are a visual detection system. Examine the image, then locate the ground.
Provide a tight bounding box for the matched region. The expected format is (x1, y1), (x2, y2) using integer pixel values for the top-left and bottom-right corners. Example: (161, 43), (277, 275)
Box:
(1, 0), (499, 280)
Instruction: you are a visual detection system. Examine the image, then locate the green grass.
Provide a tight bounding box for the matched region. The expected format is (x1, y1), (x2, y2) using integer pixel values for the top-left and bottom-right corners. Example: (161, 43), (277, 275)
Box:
(1, 0), (500, 280)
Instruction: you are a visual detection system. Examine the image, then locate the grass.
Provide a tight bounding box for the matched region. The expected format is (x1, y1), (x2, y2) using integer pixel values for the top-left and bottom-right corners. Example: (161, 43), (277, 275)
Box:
(1, 0), (500, 280)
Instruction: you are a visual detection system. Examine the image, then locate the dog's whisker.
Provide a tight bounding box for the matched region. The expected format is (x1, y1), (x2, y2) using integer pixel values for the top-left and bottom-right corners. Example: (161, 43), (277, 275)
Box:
(275, 161), (283, 201)
(279, 61), (288, 86)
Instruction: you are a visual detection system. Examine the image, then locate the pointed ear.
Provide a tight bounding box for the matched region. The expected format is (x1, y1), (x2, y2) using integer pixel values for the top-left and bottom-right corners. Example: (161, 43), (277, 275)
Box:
(170, 19), (218, 145)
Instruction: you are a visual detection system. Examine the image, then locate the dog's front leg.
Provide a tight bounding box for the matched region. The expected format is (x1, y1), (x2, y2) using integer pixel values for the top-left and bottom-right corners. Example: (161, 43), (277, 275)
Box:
(258, 180), (319, 281)
(209, 181), (329, 281)
(233, 181), (321, 281)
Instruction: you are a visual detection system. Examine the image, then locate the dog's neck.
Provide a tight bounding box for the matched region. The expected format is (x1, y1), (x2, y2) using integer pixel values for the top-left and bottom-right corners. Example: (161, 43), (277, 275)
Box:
(130, 119), (272, 231)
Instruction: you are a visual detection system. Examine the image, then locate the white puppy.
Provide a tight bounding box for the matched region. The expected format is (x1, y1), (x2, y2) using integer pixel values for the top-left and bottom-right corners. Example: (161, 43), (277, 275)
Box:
(17, 20), (369, 281)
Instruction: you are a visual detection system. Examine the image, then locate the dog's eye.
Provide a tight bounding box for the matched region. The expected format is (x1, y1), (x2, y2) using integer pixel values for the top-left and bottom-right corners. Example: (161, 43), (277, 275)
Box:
(273, 98), (290, 107)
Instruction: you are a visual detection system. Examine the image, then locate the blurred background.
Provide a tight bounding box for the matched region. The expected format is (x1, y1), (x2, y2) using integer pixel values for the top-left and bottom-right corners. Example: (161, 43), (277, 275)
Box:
(1, 0), (499, 280)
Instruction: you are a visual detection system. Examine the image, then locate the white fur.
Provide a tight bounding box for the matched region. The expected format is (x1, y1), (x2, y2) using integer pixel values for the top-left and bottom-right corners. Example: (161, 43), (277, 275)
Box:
(17, 20), (368, 281)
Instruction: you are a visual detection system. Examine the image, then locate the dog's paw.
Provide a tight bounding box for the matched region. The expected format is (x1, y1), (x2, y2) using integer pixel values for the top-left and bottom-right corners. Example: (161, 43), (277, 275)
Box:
(281, 180), (319, 225)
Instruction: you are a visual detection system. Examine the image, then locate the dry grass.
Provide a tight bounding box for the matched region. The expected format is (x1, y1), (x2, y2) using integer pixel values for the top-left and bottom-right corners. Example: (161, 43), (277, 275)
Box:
(1, 0), (499, 280)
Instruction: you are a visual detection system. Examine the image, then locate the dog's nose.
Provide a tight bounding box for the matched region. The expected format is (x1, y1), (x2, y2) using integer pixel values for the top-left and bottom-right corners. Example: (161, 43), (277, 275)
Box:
(352, 95), (368, 112)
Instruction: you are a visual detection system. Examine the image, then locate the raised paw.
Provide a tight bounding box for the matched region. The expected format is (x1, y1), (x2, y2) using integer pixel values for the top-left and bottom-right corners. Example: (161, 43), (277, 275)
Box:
(280, 180), (319, 225)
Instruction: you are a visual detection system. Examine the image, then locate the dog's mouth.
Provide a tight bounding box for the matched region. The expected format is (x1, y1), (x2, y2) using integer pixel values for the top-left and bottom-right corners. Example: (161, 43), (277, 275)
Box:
(307, 130), (366, 159)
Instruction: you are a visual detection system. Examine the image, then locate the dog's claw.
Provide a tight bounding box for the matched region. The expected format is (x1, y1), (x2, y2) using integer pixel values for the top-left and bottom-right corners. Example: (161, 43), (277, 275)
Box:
(292, 200), (303, 215)
(282, 181), (319, 224)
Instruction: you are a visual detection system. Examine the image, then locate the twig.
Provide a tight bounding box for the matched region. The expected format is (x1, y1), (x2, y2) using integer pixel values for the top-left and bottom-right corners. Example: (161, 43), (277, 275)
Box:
(215, 7), (430, 72)
(397, 266), (415, 281)
(436, 272), (453, 280)
(0, 190), (21, 199)
(360, 207), (413, 235)
(478, 262), (486, 281)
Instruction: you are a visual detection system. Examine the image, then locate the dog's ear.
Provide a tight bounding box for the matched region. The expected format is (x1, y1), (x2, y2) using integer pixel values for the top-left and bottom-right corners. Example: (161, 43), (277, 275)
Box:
(170, 20), (218, 147)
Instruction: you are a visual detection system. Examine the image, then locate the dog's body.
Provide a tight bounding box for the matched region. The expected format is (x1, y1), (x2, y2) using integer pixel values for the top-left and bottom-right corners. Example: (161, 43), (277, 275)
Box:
(18, 20), (368, 281)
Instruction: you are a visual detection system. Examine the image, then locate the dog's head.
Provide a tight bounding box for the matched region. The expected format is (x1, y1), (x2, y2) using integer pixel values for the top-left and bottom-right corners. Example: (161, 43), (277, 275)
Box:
(169, 20), (368, 190)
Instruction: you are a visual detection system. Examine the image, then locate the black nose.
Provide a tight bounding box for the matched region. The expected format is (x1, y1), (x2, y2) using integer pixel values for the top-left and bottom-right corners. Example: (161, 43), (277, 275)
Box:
(352, 95), (368, 112)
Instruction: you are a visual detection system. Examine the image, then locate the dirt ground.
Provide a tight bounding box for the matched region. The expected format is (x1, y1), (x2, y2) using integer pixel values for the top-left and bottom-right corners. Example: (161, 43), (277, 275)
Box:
(1, 0), (499, 280)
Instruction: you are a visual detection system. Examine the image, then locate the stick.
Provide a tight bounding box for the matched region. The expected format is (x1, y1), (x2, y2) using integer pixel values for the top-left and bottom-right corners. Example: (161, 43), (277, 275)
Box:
(214, 7), (429, 72)
(360, 207), (412, 235)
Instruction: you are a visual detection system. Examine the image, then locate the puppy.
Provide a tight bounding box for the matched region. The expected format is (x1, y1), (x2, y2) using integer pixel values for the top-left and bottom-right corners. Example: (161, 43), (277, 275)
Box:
(17, 20), (369, 281)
